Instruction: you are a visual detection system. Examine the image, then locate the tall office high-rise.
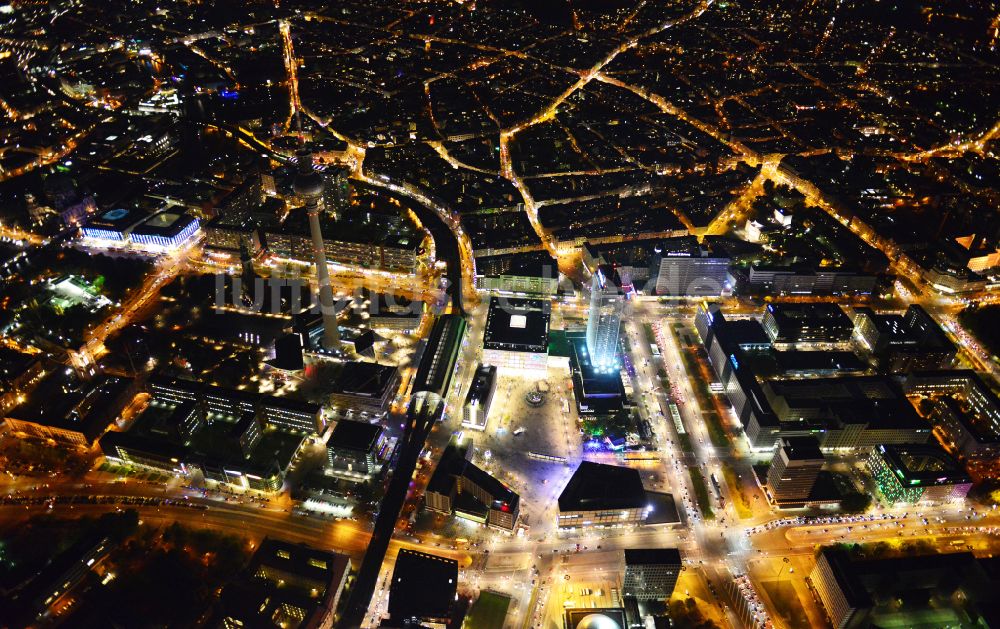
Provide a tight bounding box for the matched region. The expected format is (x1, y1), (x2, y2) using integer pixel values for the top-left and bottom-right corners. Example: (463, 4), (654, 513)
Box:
(463, 364), (497, 430)
(292, 147), (339, 350)
(767, 436), (825, 503)
(586, 264), (627, 369)
(621, 548), (682, 601)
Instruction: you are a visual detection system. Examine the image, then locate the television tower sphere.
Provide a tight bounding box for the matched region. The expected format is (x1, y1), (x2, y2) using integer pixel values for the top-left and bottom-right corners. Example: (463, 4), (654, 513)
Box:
(292, 148), (324, 199)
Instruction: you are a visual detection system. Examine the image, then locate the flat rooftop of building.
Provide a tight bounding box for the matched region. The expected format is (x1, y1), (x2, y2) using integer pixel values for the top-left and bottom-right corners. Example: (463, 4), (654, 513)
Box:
(204, 212), (256, 230)
(567, 334), (626, 415)
(454, 489), (490, 521)
(330, 362), (399, 398)
(85, 207), (150, 232)
(905, 305), (954, 351)
(569, 334), (623, 396)
(148, 373), (202, 396)
(118, 411), (301, 476)
(641, 491), (680, 525)
(249, 537), (350, 588)
(483, 296), (550, 353)
(654, 234), (724, 258)
(131, 211), (198, 237)
(779, 436), (824, 461)
(203, 381), (262, 409)
(328, 419), (383, 453)
(769, 376), (926, 430)
(461, 460), (519, 512)
(818, 549), (875, 610)
(767, 375), (903, 402)
(837, 399), (928, 430)
(5, 531), (114, 623)
(426, 436), (517, 513)
(773, 350), (868, 373)
(267, 333), (304, 372)
(595, 264), (626, 292)
(586, 238), (659, 267)
(817, 547), (1000, 624)
(559, 461), (646, 513)
(389, 549), (458, 621)
(475, 249), (557, 278)
(713, 318), (771, 350)
(704, 235), (764, 258)
(465, 364), (497, 406)
(937, 396), (1000, 443)
(765, 302), (853, 327)
(187, 310), (292, 349)
(278, 210), (421, 250)
(7, 372), (128, 442)
(762, 375), (930, 434)
(412, 314), (467, 396)
(117, 388), (305, 473)
(427, 438), (472, 496)
(218, 538), (350, 627)
(874, 443), (970, 486)
(623, 548), (682, 566)
(257, 393), (321, 415)
(855, 308), (913, 339)
(0, 348), (41, 384)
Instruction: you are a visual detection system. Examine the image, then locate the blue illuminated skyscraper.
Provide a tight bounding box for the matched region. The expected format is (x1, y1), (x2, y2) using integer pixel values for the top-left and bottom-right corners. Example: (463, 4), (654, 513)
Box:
(586, 264), (627, 369)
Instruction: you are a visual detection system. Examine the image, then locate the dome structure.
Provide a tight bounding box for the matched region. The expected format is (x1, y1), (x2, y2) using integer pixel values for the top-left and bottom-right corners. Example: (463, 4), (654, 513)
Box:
(292, 148), (324, 199)
(575, 614), (622, 629)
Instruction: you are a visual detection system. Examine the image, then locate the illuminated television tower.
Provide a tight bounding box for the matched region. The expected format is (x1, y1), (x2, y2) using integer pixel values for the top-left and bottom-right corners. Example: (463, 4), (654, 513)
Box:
(292, 146), (340, 350)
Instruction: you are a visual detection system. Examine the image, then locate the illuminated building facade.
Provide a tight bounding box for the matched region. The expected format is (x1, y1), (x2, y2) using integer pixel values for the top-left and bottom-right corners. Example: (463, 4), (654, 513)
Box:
(259, 396), (324, 435)
(81, 207), (148, 242)
(129, 211), (200, 250)
(2, 374), (136, 448)
(762, 302), (854, 347)
(649, 236), (730, 296)
(412, 315), (467, 400)
(5, 533), (115, 626)
(903, 370), (1000, 462)
(558, 462), (648, 530)
(328, 362), (400, 418)
(811, 549), (1000, 629)
(738, 265), (879, 296)
(476, 251), (560, 296)
(621, 548), (682, 601)
(0, 349), (44, 414)
(852, 305), (956, 371)
(867, 443), (971, 504)
(81, 208), (199, 251)
(586, 265), (627, 369)
(263, 212), (422, 275)
(326, 419), (389, 479)
(425, 436), (520, 531)
(698, 304), (931, 451)
(218, 538), (351, 629)
(482, 297), (550, 372)
(767, 436), (825, 504)
(462, 364), (497, 431)
(148, 375), (324, 435)
(203, 214), (261, 260)
(388, 549), (458, 626)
